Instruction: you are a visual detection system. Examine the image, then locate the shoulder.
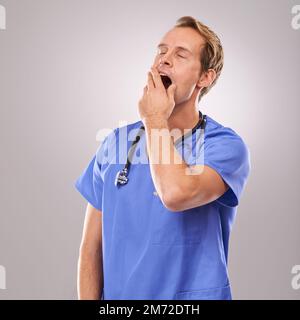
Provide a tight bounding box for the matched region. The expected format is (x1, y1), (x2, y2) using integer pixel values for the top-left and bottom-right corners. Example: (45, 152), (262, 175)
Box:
(97, 119), (142, 145)
(204, 115), (251, 167)
(95, 119), (143, 162)
(115, 119), (144, 139)
(205, 115), (249, 149)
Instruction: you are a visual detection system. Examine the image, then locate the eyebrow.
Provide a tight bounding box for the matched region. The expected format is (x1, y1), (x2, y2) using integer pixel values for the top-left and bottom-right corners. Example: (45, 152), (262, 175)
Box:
(157, 43), (193, 55)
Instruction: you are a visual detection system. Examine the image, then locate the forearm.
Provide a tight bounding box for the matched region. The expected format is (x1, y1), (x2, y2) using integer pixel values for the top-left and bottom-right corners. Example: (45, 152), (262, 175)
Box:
(143, 117), (193, 199)
(77, 247), (103, 300)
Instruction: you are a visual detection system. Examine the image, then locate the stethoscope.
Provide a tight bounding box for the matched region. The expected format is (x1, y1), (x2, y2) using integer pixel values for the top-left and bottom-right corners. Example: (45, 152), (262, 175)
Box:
(114, 110), (207, 187)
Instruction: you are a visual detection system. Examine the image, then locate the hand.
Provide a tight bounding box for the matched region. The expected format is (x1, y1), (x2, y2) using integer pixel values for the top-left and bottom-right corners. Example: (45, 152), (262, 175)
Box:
(138, 65), (176, 123)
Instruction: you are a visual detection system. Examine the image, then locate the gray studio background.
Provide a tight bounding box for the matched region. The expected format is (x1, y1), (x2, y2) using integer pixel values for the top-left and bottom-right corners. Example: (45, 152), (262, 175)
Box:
(0, 0), (299, 299)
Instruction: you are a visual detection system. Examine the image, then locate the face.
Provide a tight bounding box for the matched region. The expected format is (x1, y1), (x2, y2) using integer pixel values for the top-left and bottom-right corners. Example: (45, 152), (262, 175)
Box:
(153, 27), (205, 105)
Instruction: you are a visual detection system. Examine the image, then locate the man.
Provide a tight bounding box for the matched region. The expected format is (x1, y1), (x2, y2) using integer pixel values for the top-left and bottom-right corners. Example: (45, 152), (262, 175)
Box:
(75, 16), (251, 300)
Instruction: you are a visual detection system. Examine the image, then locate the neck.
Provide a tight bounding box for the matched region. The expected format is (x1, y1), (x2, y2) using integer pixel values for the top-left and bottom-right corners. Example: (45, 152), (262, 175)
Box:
(167, 88), (202, 141)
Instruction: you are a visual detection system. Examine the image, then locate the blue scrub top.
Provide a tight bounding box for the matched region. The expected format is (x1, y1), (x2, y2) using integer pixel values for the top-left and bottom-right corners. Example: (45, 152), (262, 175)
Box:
(75, 114), (251, 300)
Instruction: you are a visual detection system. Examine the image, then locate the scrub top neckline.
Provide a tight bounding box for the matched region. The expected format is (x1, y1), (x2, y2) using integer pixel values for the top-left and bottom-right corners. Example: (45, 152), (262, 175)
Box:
(173, 110), (203, 146)
(141, 110), (204, 159)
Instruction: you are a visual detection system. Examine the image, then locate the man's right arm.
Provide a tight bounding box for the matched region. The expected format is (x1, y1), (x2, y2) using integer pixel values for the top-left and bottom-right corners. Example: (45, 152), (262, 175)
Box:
(77, 203), (103, 300)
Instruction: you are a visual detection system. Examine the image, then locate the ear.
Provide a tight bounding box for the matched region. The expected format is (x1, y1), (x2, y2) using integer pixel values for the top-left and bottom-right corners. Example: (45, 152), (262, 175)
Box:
(196, 69), (217, 89)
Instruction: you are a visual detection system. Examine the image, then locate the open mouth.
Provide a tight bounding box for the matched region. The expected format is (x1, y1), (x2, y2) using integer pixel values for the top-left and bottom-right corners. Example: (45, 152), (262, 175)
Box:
(160, 75), (172, 89)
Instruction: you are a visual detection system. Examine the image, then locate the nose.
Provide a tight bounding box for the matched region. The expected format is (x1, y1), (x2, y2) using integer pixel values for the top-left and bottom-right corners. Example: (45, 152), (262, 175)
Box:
(158, 52), (173, 68)
(159, 57), (171, 67)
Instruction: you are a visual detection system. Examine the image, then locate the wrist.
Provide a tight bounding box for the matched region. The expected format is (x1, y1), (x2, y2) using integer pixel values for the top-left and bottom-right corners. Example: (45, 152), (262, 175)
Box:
(143, 116), (168, 129)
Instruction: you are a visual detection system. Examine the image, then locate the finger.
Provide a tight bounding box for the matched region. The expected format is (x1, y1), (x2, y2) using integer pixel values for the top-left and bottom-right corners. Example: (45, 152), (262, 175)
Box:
(139, 86), (148, 107)
(147, 71), (155, 90)
(150, 65), (164, 89)
(143, 85), (148, 95)
(167, 83), (176, 101)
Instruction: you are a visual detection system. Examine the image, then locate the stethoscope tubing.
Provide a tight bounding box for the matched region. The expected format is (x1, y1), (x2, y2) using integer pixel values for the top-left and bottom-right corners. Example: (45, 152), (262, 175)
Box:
(115, 112), (207, 187)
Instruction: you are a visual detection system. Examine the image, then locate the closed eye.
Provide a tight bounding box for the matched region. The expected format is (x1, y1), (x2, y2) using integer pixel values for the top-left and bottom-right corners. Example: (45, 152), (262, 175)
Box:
(158, 52), (187, 59)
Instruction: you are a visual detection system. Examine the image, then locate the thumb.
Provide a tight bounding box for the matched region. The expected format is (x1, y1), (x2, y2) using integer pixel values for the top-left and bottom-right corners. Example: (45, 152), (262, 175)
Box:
(167, 83), (176, 100)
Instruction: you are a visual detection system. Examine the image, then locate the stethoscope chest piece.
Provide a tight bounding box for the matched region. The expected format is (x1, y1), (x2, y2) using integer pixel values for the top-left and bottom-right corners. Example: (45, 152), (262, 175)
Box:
(115, 168), (129, 187)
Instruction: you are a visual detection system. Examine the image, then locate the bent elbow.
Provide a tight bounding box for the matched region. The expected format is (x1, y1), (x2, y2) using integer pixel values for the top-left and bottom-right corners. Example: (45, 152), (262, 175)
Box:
(161, 189), (186, 212)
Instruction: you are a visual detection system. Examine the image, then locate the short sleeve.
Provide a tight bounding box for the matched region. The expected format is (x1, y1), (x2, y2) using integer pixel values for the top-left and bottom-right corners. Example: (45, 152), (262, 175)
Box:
(74, 136), (108, 211)
(204, 135), (251, 207)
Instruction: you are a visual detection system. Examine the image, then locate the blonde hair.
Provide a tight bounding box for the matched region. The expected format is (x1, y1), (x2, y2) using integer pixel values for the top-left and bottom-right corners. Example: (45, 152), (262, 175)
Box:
(175, 16), (224, 102)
